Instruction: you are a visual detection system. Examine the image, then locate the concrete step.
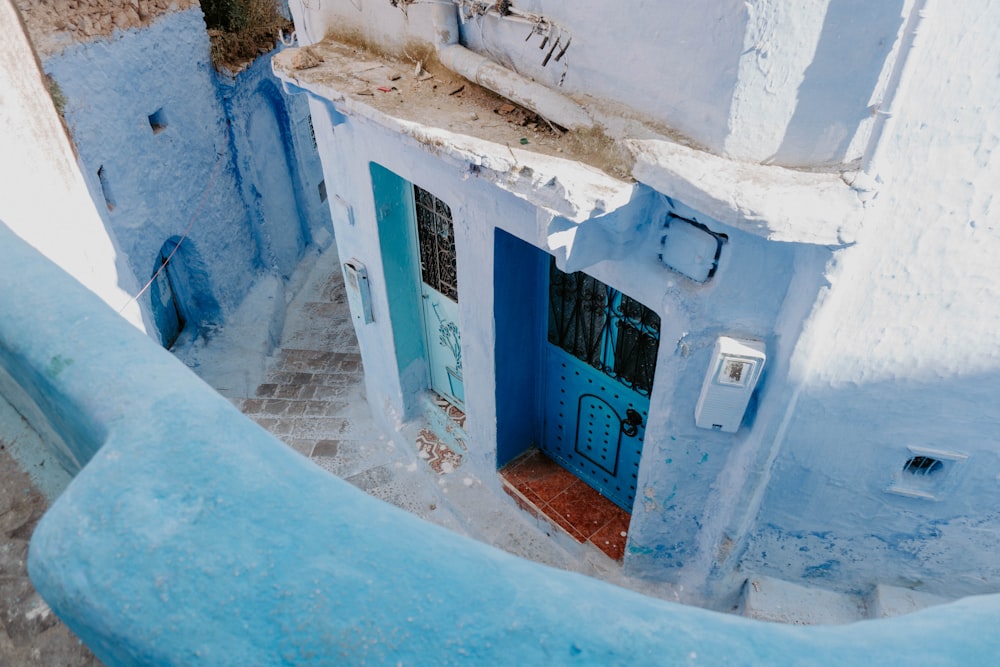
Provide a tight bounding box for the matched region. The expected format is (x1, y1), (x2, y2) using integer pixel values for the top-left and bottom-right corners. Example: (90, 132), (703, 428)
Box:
(865, 583), (951, 619)
(737, 575), (866, 625)
(737, 575), (954, 625)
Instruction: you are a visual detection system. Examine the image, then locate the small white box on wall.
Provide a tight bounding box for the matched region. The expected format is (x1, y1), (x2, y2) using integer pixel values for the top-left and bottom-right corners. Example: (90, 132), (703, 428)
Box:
(695, 336), (766, 433)
(343, 259), (374, 325)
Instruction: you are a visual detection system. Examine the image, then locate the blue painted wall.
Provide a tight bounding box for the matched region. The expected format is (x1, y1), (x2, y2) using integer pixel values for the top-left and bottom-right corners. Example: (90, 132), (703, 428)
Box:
(285, 89), (833, 597)
(42, 9), (257, 339)
(42, 8), (331, 345)
(277, 0), (1000, 609)
(494, 228), (547, 468)
(217, 52), (333, 278)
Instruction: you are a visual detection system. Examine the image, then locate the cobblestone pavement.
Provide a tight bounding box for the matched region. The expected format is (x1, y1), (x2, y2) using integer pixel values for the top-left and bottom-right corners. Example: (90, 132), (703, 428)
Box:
(0, 441), (99, 667)
(232, 247), (458, 527)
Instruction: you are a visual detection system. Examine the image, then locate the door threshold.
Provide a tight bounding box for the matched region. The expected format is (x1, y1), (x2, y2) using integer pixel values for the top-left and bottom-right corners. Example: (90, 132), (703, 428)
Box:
(500, 449), (631, 561)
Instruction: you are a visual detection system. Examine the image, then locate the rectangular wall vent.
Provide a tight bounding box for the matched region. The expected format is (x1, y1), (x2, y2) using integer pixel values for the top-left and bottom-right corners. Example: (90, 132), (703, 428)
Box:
(886, 446), (967, 501)
(659, 214), (726, 283)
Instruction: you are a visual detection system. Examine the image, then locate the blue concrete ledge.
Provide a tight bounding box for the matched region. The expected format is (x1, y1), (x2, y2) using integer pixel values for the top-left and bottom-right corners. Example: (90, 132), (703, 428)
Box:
(2, 224), (998, 665)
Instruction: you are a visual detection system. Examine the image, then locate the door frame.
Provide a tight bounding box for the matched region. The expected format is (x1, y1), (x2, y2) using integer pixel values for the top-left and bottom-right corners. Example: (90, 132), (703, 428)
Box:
(493, 228), (662, 513)
(410, 183), (464, 409)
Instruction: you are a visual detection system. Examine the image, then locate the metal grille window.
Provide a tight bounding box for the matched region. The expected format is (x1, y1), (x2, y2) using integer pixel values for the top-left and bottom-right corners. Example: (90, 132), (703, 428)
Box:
(548, 259), (660, 395)
(414, 185), (458, 301)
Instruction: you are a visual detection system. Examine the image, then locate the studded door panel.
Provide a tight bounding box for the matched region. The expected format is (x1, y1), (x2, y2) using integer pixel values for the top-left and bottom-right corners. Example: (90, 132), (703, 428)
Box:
(543, 345), (648, 512)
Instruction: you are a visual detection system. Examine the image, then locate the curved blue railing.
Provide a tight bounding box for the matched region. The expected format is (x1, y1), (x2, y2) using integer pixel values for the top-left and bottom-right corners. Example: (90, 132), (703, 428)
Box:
(1, 224), (997, 665)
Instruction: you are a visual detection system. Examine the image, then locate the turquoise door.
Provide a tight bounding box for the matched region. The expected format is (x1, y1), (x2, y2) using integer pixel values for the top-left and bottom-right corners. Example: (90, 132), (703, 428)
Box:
(542, 260), (661, 512)
(412, 185), (464, 408)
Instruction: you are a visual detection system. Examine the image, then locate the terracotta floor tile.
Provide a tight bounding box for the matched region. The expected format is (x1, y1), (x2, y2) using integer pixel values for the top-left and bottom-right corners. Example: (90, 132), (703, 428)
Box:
(513, 451), (563, 479)
(548, 480), (623, 539)
(498, 456), (532, 486)
(522, 468), (577, 503)
(502, 483), (544, 520)
(517, 485), (547, 511)
(545, 507), (588, 543)
(500, 449), (631, 558)
(589, 511), (631, 561)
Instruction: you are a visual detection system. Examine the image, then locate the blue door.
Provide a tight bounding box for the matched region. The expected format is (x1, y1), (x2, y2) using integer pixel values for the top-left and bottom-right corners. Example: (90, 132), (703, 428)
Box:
(542, 260), (660, 512)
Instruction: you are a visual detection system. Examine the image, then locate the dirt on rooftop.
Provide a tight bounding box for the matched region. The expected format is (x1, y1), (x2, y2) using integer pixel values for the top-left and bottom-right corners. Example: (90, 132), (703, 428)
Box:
(278, 37), (636, 181)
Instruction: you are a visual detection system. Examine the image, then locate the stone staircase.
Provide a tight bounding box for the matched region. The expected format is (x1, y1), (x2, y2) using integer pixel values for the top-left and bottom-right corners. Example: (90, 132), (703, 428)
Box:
(737, 575), (952, 624)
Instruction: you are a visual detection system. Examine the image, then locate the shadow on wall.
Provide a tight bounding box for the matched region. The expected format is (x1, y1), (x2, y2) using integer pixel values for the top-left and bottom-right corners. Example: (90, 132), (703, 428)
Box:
(243, 80), (311, 278)
(773, 0), (904, 166)
(737, 368), (1000, 599)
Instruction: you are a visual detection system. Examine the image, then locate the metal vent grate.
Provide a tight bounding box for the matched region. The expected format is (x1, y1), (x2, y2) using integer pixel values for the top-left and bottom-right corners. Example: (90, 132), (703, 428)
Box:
(903, 455), (943, 476)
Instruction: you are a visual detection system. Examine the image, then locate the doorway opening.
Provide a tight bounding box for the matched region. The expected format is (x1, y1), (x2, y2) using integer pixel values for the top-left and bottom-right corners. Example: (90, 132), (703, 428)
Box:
(150, 245), (185, 349)
(148, 238), (221, 350)
(370, 162), (466, 436)
(542, 257), (660, 513)
(412, 184), (464, 410)
(494, 229), (661, 557)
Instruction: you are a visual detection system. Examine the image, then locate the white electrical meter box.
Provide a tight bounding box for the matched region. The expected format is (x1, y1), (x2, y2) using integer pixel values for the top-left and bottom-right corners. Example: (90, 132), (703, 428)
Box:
(695, 336), (766, 433)
(343, 259), (374, 325)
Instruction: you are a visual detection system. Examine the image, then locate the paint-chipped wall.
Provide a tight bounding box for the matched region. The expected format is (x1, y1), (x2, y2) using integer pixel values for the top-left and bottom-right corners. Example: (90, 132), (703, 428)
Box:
(282, 0), (1000, 607)
(218, 52), (334, 279)
(294, 72), (831, 602)
(38, 6), (331, 345)
(42, 8), (259, 338)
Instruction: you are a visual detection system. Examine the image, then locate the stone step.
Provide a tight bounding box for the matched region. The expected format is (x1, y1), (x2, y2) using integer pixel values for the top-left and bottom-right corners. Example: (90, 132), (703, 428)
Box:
(737, 575), (955, 624)
(865, 583), (951, 619)
(737, 575), (866, 625)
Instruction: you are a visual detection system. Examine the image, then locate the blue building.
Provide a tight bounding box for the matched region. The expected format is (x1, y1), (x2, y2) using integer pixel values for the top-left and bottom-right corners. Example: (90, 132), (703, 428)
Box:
(3, 0), (1000, 662)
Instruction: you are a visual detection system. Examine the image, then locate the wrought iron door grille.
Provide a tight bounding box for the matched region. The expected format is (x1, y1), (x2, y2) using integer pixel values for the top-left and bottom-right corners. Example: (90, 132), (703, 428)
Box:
(548, 259), (660, 395)
(414, 185), (458, 301)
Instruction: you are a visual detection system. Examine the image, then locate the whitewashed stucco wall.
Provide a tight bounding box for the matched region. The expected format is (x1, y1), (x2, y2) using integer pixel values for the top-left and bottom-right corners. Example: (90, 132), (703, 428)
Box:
(290, 0), (908, 168)
(300, 87), (830, 603)
(0, 0), (145, 329)
(728, 0), (1000, 600)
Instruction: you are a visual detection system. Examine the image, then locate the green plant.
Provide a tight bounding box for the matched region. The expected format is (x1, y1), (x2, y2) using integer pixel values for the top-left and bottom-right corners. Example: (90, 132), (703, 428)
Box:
(46, 75), (67, 117)
(201, 0), (292, 70)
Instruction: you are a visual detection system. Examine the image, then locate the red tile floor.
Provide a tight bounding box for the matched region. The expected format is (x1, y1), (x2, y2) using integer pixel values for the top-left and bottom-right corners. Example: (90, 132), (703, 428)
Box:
(500, 449), (631, 561)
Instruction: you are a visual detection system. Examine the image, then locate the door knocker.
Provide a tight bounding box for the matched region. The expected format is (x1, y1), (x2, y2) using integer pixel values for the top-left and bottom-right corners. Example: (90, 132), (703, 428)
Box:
(622, 408), (643, 437)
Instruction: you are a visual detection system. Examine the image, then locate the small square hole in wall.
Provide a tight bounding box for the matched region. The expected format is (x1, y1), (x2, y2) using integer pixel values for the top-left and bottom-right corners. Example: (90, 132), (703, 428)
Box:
(148, 108), (168, 134)
(318, 180), (328, 203)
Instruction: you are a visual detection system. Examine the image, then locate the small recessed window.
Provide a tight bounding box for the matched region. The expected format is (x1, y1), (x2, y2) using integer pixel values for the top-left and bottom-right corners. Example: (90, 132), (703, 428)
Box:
(148, 108), (168, 134)
(308, 116), (317, 148)
(318, 180), (327, 202)
(97, 165), (115, 211)
(904, 456), (944, 476)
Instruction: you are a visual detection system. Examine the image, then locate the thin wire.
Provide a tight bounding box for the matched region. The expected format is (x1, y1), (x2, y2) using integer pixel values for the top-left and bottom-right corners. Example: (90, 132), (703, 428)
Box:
(118, 153), (224, 315)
